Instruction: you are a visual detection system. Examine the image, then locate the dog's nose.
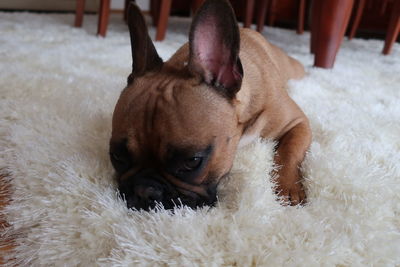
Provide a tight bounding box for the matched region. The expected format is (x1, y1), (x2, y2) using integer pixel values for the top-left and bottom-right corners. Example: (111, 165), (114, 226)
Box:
(134, 185), (163, 202)
(119, 168), (169, 210)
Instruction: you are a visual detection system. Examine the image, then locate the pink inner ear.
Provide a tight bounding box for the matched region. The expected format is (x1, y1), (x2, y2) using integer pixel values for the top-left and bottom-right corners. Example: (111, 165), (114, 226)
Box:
(193, 17), (239, 88)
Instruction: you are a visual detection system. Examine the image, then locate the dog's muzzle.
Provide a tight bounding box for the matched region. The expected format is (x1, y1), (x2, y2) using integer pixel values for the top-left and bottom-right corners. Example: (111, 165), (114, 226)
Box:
(118, 169), (217, 211)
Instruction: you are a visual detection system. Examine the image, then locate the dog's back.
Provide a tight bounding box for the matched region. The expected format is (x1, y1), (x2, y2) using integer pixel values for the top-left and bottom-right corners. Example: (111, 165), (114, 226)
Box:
(240, 28), (305, 82)
(167, 28), (304, 96)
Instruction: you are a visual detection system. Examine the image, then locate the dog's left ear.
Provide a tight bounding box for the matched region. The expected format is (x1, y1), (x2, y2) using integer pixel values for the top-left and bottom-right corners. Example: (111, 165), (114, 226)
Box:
(188, 0), (243, 99)
(127, 3), (163, 85)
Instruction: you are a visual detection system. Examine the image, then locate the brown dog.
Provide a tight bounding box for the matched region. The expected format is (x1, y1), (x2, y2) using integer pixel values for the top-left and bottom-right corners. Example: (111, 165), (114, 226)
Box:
(110, 0), (311, 211)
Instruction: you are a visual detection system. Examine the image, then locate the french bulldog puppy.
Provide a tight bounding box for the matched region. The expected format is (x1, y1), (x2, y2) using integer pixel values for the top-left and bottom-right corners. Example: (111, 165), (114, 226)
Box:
(110, 0), (311, 211)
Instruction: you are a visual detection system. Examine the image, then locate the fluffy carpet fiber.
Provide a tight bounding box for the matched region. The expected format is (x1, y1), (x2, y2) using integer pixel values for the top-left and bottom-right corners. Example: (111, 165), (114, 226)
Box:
(1, 12), (400, 266)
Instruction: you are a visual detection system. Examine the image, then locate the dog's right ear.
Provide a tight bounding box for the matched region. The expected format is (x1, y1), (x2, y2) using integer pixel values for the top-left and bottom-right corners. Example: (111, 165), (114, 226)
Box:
(127, 3), (163, 85)
(188, 0), (243, 99)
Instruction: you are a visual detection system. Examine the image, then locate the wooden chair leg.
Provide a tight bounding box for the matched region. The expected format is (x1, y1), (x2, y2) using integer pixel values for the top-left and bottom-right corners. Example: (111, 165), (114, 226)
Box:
(383, 0), (400, 55)
(244, 0), (255, 28)
(268, 0), (277, 26)
(312, 0), (354, 68)
(381, 0), (390, 15)
(256, 0), (269, 32)
(74, 0), (85, 27)
(97, 0), (111, 37)
(367, 0), (373, 9)
(310, 0), (322, 54)
(297, 0), (306, 34)
(155, 0), (172, 41)
(151, 0), (161, 26)
(348, 0), (366, 40)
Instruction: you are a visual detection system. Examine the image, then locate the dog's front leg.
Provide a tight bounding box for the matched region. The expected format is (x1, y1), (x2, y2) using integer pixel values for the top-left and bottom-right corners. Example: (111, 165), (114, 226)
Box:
(273, 120), (311, 205)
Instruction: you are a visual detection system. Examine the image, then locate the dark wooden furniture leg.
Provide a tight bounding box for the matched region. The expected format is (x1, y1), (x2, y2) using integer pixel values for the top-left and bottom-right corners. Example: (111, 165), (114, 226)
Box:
(256, 0), (269, 32)
(97, 0), (111, 37)
(154, 0), (205, 42)
(381, 0), (391, 15)
(74, 0), (85, 27)
(312, 0), (354, 68)
(297, 0), (306, 34)
(151, 0), (161, 26)
(244, 0), (255, 28)
(382, 0), (400, 55)
(268, 0), (277, 26)
(310, 0), (322, 54)
(155, 0), (172, 41)
(348, 0), (366, 40)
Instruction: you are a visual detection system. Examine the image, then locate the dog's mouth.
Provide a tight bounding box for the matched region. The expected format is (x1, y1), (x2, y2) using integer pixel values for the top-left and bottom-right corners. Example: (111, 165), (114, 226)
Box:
(119, 186), (217, 211)
(117, 175), (218, 211)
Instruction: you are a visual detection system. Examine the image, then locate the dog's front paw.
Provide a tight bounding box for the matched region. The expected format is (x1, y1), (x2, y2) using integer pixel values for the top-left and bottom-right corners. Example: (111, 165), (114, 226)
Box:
(275, 180), (306, 206)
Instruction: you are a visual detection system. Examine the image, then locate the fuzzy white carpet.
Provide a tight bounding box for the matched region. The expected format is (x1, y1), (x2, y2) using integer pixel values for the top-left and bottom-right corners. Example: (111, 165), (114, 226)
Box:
(1, 12), (400, 266)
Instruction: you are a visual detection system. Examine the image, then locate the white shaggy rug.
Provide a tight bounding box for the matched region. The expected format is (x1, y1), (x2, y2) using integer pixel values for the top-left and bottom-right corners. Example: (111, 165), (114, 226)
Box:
(1, 12), (400, 266)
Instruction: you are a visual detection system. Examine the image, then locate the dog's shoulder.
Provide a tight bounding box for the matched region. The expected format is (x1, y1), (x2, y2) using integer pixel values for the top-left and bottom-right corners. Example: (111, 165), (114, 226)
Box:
(239, 28), (305, 81)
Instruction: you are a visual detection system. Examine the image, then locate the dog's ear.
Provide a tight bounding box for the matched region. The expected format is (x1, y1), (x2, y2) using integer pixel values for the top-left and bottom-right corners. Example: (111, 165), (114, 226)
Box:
(188, 0), (243, 99)
(127, 3), (163, 85)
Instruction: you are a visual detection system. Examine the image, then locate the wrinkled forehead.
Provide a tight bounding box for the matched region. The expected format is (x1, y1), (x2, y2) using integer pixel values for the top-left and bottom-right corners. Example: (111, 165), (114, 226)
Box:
(113, 75), (236, 153)
(132, 75), (232, 122)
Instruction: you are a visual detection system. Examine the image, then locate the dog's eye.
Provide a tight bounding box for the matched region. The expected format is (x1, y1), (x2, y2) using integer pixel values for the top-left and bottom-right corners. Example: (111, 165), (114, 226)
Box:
(165, 145), (213, 179)
(111, 152), (122, 162)
(182, 157), (203, 171)
(110, 152), (131, 173)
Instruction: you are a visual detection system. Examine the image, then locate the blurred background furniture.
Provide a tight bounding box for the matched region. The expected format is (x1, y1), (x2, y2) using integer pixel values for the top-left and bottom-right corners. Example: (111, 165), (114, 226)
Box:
(383, 0), (400, 54)
(6, 0), (394, 65)
(75, 0), (113, 37)
(74, 0), (205, 39)
(348, 0), (400, 54)
(150, 0), (205, 41)
(243, 0), (307, 34)
(152, 0), (257, 41)
(0, 0), (100, 12)
(150, 0), (308, 41)
(71, 0), (399, 66)
(237, 0), (355, 68)
(311, 0), (354, 68)
(75, 0), (138, 37)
